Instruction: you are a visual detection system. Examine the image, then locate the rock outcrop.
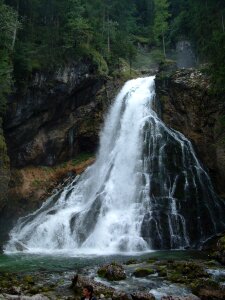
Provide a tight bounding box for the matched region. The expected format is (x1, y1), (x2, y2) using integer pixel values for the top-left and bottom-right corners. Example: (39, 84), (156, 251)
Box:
(155, 68), (225, 197)
(5, 61), (108, 167)
(0, 120), (10, 210)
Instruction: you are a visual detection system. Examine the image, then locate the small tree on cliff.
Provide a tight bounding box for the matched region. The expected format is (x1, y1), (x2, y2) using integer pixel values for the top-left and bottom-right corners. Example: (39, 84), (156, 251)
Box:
(153, 0), (171, 59)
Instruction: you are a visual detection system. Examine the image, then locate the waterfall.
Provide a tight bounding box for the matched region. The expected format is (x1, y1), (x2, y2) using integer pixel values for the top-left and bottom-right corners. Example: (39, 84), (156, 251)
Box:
(5, 76), (225, 255)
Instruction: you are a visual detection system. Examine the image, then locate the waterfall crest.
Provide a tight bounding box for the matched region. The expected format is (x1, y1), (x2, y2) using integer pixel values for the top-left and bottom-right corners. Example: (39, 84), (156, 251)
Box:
(5, 76), (225, 254)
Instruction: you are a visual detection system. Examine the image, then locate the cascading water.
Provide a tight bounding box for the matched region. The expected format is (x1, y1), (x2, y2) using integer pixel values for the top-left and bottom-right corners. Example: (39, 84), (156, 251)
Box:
(5, 76), (225, 254)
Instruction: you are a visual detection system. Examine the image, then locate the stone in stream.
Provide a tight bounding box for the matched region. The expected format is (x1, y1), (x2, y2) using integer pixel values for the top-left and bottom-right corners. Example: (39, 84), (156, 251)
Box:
(97, 263), (126, 281)
(131, 292), (155, 300)
(161, 296), (200, 300)
(0, 294), (49, 300)
(133, 268), (155, 277)
(196, 287), (225, 300)
(112, 291), (132, 300)
(71, 274), (115, 297)
(214, 235), (225, 265)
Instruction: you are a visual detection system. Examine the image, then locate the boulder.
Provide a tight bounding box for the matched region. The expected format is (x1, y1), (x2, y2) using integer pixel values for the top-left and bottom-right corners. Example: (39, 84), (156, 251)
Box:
(161, 296), (200, 300)
(133, 268), (155, 278)
(112, 291), (132, 300)
(0, 294), (49, 300)
(131, 292), (155, 300)
(71, 274), (115, 297)
(97, 264), (126, 281)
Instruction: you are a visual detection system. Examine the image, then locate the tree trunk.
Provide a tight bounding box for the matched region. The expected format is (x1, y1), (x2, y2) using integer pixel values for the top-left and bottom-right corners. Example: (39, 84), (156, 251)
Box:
(107, 12), (110, 53)
(11, 0), (19, 51)
(222, 14), (225, 33)
(162, 33), (166, 59)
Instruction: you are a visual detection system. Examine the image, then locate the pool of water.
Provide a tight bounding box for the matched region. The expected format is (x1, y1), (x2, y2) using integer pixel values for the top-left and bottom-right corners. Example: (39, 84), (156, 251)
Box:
(0, 250), (209, 273)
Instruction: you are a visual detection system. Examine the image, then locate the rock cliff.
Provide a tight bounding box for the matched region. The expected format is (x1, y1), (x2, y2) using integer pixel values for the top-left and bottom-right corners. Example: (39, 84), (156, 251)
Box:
(155, 68), (225, 197)
(0, 120), (10, 212)
(5, 61), (107, 167)
(0, 60), (124, 245)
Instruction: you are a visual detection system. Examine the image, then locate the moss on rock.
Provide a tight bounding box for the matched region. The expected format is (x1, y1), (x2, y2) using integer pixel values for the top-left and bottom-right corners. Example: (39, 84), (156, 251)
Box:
(133, 268), (155, 277)
(97, 263), (126, 281)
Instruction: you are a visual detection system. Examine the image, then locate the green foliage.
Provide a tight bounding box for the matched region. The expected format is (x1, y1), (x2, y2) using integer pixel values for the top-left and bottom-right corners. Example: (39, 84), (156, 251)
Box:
(153, 0), (171, 42)
(71, 152), (93, 166)
(81, 45), (108, 75)
(151, 49), (165, 63)
(0, 0), (224, 93)
(0, 0), (18, 117)
(0, 50), (12, 116)
(0, 0), (18, 50)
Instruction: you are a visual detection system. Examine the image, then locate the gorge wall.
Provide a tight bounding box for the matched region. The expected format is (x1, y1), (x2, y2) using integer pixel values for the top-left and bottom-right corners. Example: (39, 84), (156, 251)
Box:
(5, 61), (106, 168)
(0, 60), (124, 244)
(155, 68), (225, 198)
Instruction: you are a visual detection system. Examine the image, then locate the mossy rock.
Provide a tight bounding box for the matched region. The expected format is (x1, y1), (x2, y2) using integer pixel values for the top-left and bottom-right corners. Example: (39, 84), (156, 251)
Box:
(167, 272), (187, 284)
(169, 261), (209, 279)
(131, 291), (155, 300)
(146, 258), (158, 264)
(124, 259), (138, 265)
(190, 278), (219, 294)
(156, 265), (167, 277)
(112, 291), (131, 300)
(97, 263), (126, 281)
(28, 286), (42, 295)
(133, 268), (155, 277)
(23, 275), (35, 285)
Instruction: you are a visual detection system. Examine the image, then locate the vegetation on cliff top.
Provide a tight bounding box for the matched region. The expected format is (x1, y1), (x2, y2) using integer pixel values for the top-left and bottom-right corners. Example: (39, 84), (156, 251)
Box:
(0, 0), (224, 96)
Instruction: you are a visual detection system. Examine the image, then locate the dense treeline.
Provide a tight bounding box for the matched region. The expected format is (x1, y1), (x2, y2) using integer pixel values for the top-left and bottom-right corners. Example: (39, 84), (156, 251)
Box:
(0, 0), (225, 108)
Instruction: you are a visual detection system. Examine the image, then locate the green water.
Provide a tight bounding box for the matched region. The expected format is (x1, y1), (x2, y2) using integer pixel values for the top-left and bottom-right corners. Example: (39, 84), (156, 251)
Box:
(0, 250), (209, 273)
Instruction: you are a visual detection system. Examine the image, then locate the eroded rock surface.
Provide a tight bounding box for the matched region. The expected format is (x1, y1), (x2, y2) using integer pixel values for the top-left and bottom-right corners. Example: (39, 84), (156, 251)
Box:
(155, 69), (225, 197)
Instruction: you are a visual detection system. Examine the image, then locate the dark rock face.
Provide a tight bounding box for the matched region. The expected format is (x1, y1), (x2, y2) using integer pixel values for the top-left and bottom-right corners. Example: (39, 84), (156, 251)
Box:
(215, 235), (225, 265)
(155, 69), (225, 197)
(176, 41), (197, 69)
(4, 61), (112, 167)
(0, 124), (10, 210)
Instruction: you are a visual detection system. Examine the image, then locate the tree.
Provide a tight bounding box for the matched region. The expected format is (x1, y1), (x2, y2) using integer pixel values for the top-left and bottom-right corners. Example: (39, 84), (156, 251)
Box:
(153, 0), (171, 58)
(0, 0), (19, 116)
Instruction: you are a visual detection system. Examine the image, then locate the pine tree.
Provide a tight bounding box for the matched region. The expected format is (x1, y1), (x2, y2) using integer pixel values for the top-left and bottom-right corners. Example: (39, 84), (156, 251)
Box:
(153, 0), (171, 58)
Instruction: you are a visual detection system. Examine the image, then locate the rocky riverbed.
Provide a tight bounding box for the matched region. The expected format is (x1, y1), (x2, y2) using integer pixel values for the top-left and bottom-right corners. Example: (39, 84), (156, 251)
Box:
(1, 252), (225, 300)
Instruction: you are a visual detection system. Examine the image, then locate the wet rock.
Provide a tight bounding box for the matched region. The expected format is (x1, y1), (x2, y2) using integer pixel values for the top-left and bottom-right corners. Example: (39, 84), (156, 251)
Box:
(189, 277), (225, 299)
(155, 68), (225, 197)
(161, 296), (200, 300)
(125, 259), (138, 265)
(131, 291), (155, 300)
(133, 268), (155, 277)
(214, 235), (225, 265)
(8, 286), (22, 295)
(0, 294), (49, 300)
(71, 274), (115, 297)
(166, 261), (209, 284)
(112, 291), (132, 300)
(97, 263), (126, 281)
(197, 288), (225, 299)
(156, 265), (167, 277)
